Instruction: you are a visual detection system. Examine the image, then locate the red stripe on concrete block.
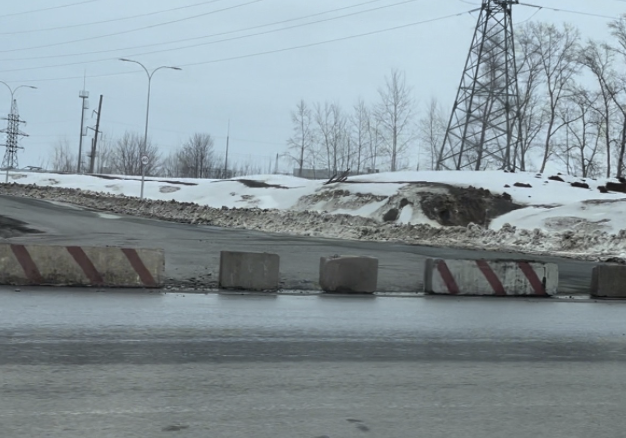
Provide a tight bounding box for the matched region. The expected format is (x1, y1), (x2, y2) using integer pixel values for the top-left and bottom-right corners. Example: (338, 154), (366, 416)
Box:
(436, 261), (460, 295)
(10, 244), (44, 284)
(475, 260), (506, 296)
(518, 262), (547, 296)
(66, 246), (104, 285)
(122, 248), (157, 287)
(426, 258), (557, 296)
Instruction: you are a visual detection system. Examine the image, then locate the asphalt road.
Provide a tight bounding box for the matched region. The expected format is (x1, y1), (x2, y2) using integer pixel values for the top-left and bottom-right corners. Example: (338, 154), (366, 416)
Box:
(1, 290), (626, 438)
(0, 195), (598, 293)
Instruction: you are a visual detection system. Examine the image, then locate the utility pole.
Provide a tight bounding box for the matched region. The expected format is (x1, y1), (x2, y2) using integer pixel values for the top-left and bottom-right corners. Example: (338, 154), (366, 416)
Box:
(224, 120), (230, 179)
(89, 94), (103, 174)
(77, 87), (89, 173)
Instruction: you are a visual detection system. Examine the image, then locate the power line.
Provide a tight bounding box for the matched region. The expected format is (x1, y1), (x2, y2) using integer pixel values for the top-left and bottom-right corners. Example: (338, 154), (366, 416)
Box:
(450, 1), (623, 20)
(0, 0), (228, 35)
(180, 10), (478, 68)
(128, 0), (426, 56)
(517, 7), (542, 24)
(0, 0), (264, 54)
(4, 0), (613, 67)
(0, 0), (389, 62)
(0, 0), (103, 19)
(0, 0), (426, 73)
(519, 3), (617, 20)
(13, 8), (476, 84)
(4, 3), (612, 78)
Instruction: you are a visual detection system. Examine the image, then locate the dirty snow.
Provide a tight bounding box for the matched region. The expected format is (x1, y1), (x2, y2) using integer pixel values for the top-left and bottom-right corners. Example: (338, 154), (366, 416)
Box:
(2, 169), (626, 261)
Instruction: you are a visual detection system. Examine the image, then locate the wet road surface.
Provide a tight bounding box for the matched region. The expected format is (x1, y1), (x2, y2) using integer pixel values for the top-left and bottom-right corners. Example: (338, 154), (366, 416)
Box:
(0, 195), (598, 293)
(1, 290), (626, 437)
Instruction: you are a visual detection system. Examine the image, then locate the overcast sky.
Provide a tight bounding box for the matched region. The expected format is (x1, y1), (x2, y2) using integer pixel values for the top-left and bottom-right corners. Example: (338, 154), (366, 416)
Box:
(0, 0), (623, 172)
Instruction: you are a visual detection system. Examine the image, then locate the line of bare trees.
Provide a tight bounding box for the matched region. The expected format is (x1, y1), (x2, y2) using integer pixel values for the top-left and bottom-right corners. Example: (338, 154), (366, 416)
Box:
(288, 16), (626, 179)
(512, 17), (626, 178)
(49, 131), (268, 178)
(287, 69), (416, 176)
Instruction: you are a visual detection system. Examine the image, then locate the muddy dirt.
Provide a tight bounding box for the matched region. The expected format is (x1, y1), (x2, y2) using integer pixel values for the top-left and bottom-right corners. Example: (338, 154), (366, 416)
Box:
(419, 184), (521, 227)
(159, 186), (181, 194)
(215, 179), (288, 189)
(295, 181), (521, 227)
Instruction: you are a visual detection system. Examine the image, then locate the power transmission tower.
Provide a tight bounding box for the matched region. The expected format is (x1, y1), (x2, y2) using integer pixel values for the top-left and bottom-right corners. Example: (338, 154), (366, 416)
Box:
(1, 99), (28, 171)
(438, 0), (521, 171)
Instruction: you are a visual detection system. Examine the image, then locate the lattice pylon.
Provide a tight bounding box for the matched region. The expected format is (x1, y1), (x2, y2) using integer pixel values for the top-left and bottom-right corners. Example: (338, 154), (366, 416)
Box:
(1, 99), (27, 170)
(437, 0), (521, 171)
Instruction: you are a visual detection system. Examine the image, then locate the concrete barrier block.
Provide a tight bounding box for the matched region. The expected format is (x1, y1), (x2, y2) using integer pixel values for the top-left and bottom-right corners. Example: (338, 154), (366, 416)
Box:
(219, 251), (280, 291)
(319, 256), (378, 294)
(591, 265), (626, 298)
(424, 258), (558, 296)
(0, 243), (164, 288)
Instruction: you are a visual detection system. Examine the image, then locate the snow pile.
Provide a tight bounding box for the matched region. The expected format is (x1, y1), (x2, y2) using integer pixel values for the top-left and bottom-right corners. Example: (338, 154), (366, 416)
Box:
(1, 176), (626, 261)
(7, 170), (625, 218)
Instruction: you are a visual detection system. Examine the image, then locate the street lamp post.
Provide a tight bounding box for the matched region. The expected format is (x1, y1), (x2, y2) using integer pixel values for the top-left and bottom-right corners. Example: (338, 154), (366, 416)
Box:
(0, 81), (37, 183)
(119, 58), (181, 199)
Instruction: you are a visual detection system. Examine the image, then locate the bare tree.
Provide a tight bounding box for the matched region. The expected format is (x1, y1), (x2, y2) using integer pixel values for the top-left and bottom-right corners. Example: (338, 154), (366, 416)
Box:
(287, 100), (314, 177)
(315, 102), (347, 174)
(110, 132), (160, 176)
(93, 133), (115, 174)
(514, 24), (548, 171)
(518, 94), (546, 171)
(604, 15), (626, 177)
(366, 116), (382, 172)
(179, 133), (215, 178)
(519, 22), (581, 173)
(229, 156), (267, 177)
(50, 137), (76, 173)
(350, 98), (372, 174)
(579, 40), (621, 177)
(417, 97), (447, 170)
(375, 69), (415, 171)
(557, 86), (602, 177)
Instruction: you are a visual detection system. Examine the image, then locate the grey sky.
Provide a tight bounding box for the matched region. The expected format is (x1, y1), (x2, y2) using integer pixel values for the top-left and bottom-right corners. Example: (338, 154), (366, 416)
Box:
(0, 0), (622, 171)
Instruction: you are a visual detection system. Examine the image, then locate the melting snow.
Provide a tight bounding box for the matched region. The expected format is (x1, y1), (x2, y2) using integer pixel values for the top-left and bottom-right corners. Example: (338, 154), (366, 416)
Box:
(3, 169), (626, 260)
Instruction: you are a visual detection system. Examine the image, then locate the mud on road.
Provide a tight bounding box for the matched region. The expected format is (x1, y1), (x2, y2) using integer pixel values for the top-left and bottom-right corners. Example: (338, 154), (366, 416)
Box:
(0, 215), (40, 239)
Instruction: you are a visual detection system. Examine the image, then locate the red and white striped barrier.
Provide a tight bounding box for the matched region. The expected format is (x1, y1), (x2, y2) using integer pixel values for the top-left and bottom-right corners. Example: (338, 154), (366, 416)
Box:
(0, 244), (164, 288)
(424, 259), (558, 296)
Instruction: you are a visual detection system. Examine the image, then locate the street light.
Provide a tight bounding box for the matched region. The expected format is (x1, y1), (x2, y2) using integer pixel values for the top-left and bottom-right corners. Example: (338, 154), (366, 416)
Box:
(119, 58), (181, 199)
(0, 81), (37, 183)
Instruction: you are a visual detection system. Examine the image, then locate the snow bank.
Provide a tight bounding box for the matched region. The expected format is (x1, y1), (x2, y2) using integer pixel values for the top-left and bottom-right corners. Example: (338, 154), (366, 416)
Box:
(2, 169), (626, 261)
